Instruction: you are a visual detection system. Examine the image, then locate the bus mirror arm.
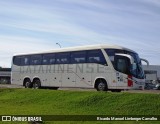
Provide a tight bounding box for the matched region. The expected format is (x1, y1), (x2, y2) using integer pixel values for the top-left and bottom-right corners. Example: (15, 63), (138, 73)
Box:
(140, 58), (149, 66)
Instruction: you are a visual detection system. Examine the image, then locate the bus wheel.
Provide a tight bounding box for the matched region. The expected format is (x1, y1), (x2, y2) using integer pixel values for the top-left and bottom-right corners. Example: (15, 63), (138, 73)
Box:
(33, 79), (41, 89)
(24, 79), (32, 88)
(96, 79), (108, 91)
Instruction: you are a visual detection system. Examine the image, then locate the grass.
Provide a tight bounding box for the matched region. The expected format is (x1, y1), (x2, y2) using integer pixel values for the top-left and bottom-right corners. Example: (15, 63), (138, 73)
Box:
(0, 88), (159, 124)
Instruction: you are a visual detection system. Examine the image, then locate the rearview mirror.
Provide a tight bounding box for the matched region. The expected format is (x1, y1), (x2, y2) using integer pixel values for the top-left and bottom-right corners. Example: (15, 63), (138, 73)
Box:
(140, 58), (149, 66)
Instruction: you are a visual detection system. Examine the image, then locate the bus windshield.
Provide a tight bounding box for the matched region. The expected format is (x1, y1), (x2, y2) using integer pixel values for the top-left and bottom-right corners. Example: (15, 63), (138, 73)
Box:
(127, 52), (145, 79)
(105, 49), (145, 79)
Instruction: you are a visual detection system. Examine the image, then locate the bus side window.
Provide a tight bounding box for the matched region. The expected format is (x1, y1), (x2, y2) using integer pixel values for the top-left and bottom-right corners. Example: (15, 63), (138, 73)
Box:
(71, 51), (86, 64)
(115, 57), (130, 75)
(117, 59), (127, 73)
(13, 56), (21, 66)
(105, 49), (124, 67)
(30, 55), (42, 65)
(87, 50), (107, 65)
(43, 54), (55, 65)
(21, 56), (30, 66)
(55, 52), (70, 64)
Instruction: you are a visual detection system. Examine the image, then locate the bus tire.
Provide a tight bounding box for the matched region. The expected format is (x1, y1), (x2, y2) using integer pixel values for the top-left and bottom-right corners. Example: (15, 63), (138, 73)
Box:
(24, 79), (32, 88)
(33, 79), (41, 89)
(95, 79), (108, 91)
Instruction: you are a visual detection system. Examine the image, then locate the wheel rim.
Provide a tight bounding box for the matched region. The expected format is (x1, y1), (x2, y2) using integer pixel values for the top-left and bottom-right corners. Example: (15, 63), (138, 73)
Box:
(34, 80), (40, 89)
(34, 83), (39, 89)
(25, 82), (30, 88)
(98, 82), (105, 91)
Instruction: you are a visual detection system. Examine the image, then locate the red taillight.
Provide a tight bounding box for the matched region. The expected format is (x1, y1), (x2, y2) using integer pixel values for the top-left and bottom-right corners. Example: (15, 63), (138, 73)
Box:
(128, 75), (133, 87)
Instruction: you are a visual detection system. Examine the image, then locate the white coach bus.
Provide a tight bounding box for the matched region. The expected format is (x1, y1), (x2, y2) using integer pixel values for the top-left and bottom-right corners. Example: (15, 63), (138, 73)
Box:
(11, 45), (146, 91)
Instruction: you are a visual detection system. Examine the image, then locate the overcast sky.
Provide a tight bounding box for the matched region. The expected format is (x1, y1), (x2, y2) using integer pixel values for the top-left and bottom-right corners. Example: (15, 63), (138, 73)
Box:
(0, 0), (160, 67)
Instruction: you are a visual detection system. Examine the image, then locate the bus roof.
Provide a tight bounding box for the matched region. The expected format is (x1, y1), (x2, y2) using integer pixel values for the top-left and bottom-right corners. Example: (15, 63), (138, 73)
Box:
(13, 44), (137, 56)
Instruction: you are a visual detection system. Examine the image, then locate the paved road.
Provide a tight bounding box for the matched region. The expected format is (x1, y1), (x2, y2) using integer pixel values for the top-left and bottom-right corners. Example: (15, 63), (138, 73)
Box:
(0, 84), (159, 94)
(0, 84), (24, 88)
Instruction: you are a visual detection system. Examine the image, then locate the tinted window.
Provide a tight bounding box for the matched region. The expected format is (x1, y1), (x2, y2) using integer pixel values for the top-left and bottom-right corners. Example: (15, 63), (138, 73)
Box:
(43, 54), (55, 65)
(105, 49), (139, 62)
(13, 56), (21, 66)
(87, 50), (107, 65)
(117, 59), (127, 73)
(106, 49), (124, 55)
(30, 55), (42, 65)
(105, 49), (115, 56)
(56, 52), (70, 64)
(105, 49), (123, 61)
(71, 51), (86, 63)
(21, 56), (30, 65)
(115, 57), (130, 75)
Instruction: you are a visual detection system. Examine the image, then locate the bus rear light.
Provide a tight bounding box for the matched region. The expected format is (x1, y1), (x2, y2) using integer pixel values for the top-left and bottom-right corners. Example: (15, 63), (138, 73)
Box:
(128, 75), (133, 87)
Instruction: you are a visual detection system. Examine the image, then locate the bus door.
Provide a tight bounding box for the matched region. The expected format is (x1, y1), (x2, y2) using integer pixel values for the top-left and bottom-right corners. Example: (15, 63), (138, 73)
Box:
(115, 54), (134, 88)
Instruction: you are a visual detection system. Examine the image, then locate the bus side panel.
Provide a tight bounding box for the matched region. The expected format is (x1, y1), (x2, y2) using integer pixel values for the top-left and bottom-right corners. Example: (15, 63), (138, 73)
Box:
(116, 72), (129, 89)
(75, 64), (92, 88)
(92, 64), (116, 89)
(11, 65), (22, 85)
